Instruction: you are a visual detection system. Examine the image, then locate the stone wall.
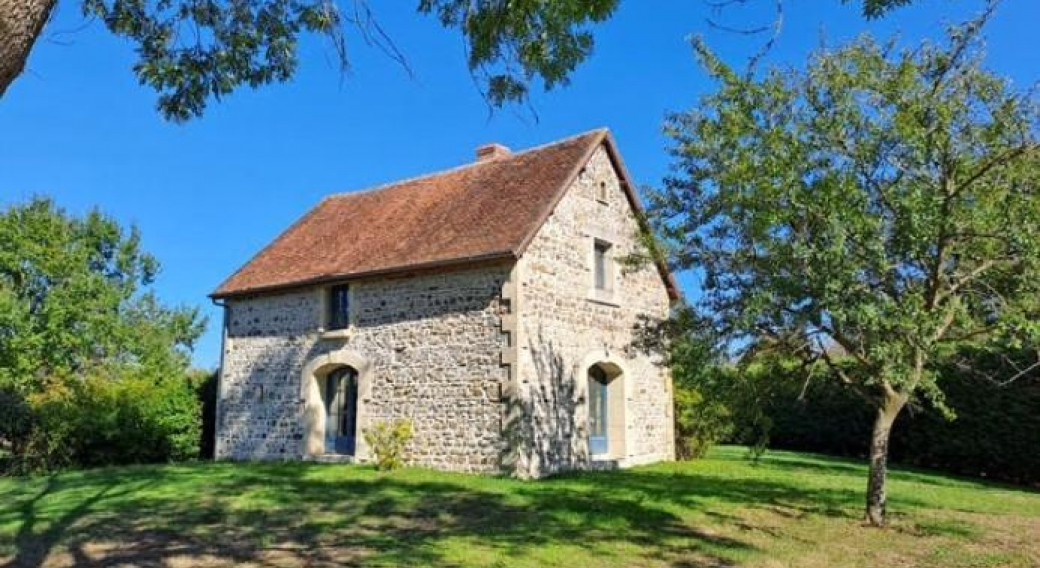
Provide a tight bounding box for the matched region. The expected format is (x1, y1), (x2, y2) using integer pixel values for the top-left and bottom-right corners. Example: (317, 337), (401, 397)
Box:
(216, 264), (512, 473)
(512, 145), (675, 477)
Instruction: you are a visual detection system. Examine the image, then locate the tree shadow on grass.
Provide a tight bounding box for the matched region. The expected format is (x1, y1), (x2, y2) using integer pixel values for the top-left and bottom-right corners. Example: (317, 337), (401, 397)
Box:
(5, 453), (1010, 568)
(0, 462), (771, 568)
(545, 468), (865, 521)
(4, 473), (161, 568)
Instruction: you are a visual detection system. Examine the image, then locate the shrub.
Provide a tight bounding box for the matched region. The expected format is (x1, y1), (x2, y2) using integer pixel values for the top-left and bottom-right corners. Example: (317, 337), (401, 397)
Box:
(673, 380), (732, 459)
(18, 368), (201, 472)
(363, 419), (414, 471)
(671, 349), (774, 460)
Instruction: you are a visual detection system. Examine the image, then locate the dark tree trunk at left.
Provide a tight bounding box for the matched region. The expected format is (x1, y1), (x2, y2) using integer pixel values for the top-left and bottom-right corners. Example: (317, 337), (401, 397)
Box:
(0, 0), (56, 97)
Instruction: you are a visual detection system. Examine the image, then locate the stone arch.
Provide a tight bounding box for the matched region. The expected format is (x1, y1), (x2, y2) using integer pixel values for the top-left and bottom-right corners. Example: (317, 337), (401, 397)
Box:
(300, 349), (373, 458)
(576, 350), (629, 461)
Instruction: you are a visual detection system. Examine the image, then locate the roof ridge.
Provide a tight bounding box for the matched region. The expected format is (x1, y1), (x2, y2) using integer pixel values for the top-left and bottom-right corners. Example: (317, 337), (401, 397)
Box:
(323, 127), (608, 202)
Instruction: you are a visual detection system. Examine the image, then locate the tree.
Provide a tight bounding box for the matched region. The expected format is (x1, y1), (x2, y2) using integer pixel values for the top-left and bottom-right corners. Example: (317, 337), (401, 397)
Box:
(0, 0), (618, 120)
(0, 0), (923, 121)
(647, 10), (1039, 526)
(0, 197), (205, 393)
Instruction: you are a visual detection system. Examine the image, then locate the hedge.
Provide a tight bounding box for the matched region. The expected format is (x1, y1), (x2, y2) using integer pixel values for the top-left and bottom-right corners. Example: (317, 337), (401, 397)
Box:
(1, 369), (202, 474)
(734, 357), (1040, 485)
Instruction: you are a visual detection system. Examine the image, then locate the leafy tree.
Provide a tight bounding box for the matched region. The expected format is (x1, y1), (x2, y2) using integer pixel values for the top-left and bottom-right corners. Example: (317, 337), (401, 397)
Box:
(647, 10), (1038, 526)
(0, 197), (205, 393)
(0, 0), (618, 120)
(1, 0), (925, 120)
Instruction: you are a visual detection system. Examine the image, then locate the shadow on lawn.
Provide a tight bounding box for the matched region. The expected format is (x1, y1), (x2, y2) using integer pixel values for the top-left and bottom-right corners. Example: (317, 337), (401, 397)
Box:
(0, 460), (887, 568)
(7, 449), (1033, 568)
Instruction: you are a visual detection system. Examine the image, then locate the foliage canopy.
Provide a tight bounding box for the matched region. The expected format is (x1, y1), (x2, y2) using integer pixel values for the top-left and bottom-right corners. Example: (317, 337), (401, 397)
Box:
(2, 0), (927, 120)
(0, 197), (205, 393)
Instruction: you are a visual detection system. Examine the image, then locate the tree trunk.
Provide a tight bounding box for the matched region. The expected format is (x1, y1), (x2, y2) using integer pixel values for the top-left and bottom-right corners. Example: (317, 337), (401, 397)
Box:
(0, 0), (57, 97)
(865, 393), (907, 527)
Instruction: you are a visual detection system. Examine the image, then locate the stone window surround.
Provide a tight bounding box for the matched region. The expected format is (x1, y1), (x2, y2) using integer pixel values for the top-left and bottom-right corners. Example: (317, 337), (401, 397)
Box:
(585, 228), (621, 306)
(317, 283), (357, 339)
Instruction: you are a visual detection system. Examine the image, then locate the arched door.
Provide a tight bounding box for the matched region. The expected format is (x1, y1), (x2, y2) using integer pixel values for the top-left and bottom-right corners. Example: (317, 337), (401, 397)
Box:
(324, 367), (359, 455)
(588, 365), (610, 455)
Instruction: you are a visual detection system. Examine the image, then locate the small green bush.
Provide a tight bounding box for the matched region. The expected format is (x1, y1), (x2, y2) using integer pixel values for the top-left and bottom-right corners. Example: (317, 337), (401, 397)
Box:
(673, 381), (732, 459)
(363, 419), (414, 471)
(17, 368), (201, 473)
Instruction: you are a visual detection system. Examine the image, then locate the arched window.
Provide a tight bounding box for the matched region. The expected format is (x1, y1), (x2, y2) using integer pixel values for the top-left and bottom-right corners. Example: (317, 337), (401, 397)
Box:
(323, 366), (359, 455)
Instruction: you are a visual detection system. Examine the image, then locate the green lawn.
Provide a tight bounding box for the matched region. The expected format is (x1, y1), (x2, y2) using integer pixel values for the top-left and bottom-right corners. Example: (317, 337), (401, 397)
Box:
(1, 447), (1037, 568)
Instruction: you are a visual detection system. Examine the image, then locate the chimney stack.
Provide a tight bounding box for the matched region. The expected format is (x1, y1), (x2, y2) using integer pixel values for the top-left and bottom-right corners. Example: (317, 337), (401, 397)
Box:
(476, 143), (511, 162)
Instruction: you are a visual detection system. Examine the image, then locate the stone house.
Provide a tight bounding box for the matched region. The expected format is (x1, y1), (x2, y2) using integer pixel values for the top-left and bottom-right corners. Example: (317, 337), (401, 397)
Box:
(211, 129), (679, 477)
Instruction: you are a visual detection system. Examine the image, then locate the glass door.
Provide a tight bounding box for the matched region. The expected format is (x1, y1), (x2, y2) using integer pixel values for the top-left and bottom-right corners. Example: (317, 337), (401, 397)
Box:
(588, 366), (609, 455)
(324, 367), (358, 455)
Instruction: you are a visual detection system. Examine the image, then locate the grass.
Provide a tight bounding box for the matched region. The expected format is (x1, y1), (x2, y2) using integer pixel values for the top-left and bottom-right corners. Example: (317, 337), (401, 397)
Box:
(0, 446), (1037, 568)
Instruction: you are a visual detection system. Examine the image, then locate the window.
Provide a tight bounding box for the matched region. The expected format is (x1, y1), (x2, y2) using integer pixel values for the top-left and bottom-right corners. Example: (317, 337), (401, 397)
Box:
(594, 241), (612, 292)
(596, 181), (609, 203)
(327, 284), (350, 330)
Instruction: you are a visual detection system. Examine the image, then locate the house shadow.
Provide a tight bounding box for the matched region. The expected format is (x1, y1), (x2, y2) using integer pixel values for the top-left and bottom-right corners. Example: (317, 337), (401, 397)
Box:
(500, 325), (583, 478)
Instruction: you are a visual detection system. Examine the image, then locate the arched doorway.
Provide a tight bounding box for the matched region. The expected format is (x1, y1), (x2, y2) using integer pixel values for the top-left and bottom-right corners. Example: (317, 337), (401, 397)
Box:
(300, 349), (372, 459)
(322, 366), (359, 455)
(586, 362), (625, 459)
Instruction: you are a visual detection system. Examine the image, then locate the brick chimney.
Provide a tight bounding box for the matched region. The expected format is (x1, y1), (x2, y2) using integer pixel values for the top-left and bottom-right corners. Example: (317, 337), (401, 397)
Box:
(476, 143), (511, 162)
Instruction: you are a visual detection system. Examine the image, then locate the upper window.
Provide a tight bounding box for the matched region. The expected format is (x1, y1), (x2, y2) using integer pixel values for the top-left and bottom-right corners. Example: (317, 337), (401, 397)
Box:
(594, 241), (612, 292)
(596, 181), (609, 203)
(327, 284), (350, 330)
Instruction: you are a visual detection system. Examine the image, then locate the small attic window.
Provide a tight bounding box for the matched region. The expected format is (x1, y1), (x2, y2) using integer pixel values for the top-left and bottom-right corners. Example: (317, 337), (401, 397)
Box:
(596, 181), (609, 203)
(326, 284), (350, 330)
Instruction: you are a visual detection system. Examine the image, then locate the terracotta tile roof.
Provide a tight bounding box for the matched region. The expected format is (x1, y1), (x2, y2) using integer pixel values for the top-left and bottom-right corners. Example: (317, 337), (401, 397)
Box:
(212, 128), (679, 300)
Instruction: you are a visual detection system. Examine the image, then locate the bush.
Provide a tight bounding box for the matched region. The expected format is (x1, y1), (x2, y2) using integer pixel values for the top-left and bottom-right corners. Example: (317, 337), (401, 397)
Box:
(15, 369), (201, 473)
(673, 377), (732, 459)
(363, 419), (414, 471)
(671, 350), (776, 460)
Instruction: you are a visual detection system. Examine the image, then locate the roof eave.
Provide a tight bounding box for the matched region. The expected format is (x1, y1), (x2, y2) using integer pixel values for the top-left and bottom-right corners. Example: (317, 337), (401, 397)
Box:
(210, 250), (517, 300)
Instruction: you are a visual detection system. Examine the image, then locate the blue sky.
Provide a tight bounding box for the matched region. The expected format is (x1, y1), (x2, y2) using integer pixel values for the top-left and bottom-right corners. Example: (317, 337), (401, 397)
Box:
(1, 0), (1037, 369)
